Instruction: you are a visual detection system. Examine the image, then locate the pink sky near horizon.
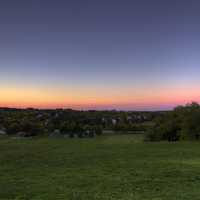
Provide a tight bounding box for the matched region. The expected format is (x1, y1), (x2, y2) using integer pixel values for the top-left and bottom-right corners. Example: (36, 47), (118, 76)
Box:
(0, 84), (199, 110)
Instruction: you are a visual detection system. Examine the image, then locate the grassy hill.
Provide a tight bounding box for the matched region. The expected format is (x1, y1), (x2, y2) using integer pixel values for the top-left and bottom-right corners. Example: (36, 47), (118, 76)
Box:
(1, 135), (200, 200)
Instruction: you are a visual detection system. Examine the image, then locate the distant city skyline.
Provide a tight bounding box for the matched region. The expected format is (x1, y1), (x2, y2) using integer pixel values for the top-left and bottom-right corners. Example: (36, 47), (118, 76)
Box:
(1, 0), (200, 110)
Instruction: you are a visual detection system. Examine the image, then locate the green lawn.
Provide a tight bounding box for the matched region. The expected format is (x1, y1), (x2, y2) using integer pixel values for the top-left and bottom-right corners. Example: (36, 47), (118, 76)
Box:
(1, 135), (200, 200)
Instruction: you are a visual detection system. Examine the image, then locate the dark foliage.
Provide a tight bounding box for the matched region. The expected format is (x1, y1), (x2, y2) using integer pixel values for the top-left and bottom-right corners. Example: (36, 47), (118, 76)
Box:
(145, 102), (200, 141)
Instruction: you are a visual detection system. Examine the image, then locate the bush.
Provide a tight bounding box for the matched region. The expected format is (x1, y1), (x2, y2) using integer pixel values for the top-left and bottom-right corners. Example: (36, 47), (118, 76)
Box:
(94, 125), (103, 135)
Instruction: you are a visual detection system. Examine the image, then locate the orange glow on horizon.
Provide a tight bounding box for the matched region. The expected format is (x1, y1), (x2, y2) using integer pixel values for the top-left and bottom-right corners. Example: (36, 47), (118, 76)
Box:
(1, 85), (200, 110)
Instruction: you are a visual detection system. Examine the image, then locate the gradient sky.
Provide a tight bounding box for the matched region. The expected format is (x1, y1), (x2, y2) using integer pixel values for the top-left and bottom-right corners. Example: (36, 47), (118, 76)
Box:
(0, 0), (200, 110)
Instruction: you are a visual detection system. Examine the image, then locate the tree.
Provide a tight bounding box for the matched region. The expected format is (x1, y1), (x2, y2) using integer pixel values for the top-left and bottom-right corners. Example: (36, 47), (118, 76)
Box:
(146, 102), (200, 141)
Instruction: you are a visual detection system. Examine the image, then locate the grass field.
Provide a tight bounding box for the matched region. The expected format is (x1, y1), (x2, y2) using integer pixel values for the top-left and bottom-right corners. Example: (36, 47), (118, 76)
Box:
(1, 134), (200, 200)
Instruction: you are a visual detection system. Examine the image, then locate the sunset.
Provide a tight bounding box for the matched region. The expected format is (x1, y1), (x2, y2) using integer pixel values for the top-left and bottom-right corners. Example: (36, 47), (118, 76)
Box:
(1, 84), (200, 110)
(1, 0), (200, 110)
(1, 1), (200, 199)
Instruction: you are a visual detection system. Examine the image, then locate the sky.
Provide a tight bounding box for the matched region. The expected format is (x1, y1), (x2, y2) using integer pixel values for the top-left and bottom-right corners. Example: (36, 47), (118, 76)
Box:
(0, 0), (200, 110)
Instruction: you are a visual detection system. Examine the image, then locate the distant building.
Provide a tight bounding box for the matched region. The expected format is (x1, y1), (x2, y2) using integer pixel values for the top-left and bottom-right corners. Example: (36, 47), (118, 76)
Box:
(112, 119), (117, 125)
(0, 129), (6, 135)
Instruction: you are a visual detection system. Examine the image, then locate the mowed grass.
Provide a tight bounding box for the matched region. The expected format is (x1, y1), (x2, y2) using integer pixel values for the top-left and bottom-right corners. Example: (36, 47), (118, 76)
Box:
(1, 135), (200, 200)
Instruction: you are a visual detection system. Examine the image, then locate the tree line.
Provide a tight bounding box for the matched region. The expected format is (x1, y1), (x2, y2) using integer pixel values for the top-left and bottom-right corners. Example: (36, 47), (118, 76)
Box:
(145, 102), (200, 141)
(0, 108), (153, 138)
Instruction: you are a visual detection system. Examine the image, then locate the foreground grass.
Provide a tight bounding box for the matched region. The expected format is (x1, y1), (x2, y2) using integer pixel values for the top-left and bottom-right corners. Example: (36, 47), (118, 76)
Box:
(1, 135), (200, 200)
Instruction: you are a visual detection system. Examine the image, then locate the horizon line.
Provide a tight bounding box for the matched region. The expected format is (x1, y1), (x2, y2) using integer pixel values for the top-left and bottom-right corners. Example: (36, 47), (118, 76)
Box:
(0, 105), (174, 112)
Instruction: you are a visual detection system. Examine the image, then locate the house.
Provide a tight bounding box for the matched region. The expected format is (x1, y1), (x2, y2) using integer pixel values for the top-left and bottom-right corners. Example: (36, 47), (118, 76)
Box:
(112, 119), (117, 125)
(0, 129), (6, 135)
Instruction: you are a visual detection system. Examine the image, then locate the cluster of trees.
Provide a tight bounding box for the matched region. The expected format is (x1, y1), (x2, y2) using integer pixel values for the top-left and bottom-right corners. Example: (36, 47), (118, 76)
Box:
(3, 103), (199, 141)
(146, 102), (200, 141)
(1, 115), (45, 136)
(59, 123), (103, 138)
(0, 108), (154, 138)
(113, 122), (151, 132)
(0, 109), (103, 138)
